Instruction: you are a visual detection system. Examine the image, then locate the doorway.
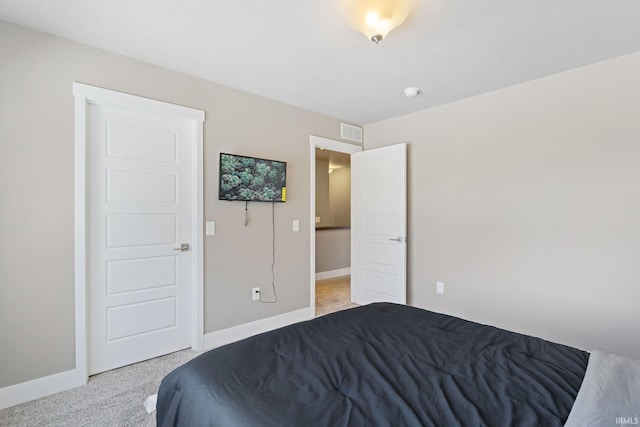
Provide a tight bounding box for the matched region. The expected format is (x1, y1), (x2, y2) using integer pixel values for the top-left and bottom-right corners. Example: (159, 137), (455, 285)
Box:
(315, 146), (352, 315)
(309, 136), (361, 316)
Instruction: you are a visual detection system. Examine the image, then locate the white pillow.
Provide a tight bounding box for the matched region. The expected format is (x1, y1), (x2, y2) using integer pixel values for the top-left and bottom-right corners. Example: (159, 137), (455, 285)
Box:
(564, 350), (640, 427)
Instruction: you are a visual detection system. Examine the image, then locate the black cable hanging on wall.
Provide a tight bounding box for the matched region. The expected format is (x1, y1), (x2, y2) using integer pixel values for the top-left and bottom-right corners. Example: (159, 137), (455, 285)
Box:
(260, 202), (279, 303)
(241, 200), (278, 303)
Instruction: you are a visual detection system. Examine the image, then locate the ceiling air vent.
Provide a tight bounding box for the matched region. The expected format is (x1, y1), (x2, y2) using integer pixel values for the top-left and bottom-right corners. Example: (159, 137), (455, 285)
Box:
(341, 123), (363, 144)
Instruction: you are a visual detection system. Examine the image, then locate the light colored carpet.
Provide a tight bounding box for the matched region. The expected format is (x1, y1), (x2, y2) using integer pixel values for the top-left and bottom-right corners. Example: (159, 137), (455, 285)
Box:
(0, 280), (355, 426)
(0, 349), (201, 427)
(315, 275), (358, 317)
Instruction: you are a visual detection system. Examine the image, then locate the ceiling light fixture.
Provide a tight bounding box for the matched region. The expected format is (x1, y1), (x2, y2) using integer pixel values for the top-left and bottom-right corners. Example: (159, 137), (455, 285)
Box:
(346, 0), (409, 44)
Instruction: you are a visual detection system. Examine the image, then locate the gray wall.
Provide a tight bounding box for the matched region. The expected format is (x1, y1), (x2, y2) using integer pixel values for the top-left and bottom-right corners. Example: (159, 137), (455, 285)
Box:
(315, 229), (351, 273)
(315, 160), (351, 227)
(315, 159), (331, 226)
(315, 160), (351, 273)
(329, 167), (351, 226)
(364, 51), (640, 359)
(0, 20), (344, 388)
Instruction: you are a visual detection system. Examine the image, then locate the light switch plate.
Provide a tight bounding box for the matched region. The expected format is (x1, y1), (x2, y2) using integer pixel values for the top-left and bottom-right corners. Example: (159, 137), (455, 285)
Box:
(293, 220), (300, 232)
(206, 221), (216, 236)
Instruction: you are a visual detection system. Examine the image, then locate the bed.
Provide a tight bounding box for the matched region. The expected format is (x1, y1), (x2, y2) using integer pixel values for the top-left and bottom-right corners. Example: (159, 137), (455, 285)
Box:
(156, 303), (636, 426)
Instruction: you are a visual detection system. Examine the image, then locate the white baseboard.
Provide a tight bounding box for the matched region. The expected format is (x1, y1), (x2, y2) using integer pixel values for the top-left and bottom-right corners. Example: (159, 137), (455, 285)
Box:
(0, 368), (85, 410)
(315, 267), (351, 281)
(203, 307), (313, 350)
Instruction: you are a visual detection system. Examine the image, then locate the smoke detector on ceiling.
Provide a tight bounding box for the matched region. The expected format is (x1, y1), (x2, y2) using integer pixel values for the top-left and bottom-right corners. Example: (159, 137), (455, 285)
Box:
(404, 87), (420, 98)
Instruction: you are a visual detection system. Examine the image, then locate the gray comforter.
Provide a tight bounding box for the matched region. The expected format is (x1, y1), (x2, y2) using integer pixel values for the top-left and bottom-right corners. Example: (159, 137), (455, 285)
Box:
(157, 303), (589, 426)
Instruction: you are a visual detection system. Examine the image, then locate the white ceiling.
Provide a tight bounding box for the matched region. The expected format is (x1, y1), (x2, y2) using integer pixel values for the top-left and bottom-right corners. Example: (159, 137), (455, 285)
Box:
(1, 0), (640, 124)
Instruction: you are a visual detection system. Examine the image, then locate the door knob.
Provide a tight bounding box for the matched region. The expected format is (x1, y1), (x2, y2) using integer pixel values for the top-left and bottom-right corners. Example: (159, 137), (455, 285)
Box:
(173, 243), (190, 251)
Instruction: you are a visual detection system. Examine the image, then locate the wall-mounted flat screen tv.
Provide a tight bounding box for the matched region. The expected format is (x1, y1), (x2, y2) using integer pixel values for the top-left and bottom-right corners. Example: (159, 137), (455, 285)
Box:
(219, 153), (287, 202)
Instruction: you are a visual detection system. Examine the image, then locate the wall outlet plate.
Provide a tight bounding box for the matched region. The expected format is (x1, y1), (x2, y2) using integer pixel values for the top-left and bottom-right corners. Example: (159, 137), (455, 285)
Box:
(436, 282), (445, 294)
(252, 287), (260, 301)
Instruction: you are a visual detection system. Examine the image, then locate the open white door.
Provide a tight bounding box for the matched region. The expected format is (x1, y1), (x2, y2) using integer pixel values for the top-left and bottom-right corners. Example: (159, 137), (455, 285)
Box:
(351, 143), (406, 305)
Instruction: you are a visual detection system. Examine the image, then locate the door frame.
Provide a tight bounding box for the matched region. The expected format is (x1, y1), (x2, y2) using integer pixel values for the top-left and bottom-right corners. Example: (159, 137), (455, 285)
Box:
(309, 135), (362, 316)
(73, 82), (205, 383)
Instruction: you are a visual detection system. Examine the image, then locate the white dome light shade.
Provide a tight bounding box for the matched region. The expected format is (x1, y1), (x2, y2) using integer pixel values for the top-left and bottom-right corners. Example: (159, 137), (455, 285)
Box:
(346, 0), (409, 44)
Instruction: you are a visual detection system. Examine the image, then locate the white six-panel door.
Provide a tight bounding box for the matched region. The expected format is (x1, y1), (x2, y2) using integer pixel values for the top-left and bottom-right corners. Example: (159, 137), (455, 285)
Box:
(351, 143), (407, 305)
(87, 104), (193, 374)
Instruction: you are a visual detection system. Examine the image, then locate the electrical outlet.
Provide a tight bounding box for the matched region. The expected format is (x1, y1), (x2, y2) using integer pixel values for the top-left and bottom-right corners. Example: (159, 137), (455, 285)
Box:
(252, 287), (260, 301)
(436, 282), (444, 295)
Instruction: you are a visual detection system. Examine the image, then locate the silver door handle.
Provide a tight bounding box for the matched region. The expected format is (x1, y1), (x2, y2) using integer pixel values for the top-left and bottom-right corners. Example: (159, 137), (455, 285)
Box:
(173, 243), (190, 251)
(389, 237), (407, 243)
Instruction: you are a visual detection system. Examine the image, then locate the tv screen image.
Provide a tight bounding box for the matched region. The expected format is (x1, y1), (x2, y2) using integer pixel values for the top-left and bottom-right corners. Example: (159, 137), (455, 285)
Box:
(219, 153), (287, 202)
